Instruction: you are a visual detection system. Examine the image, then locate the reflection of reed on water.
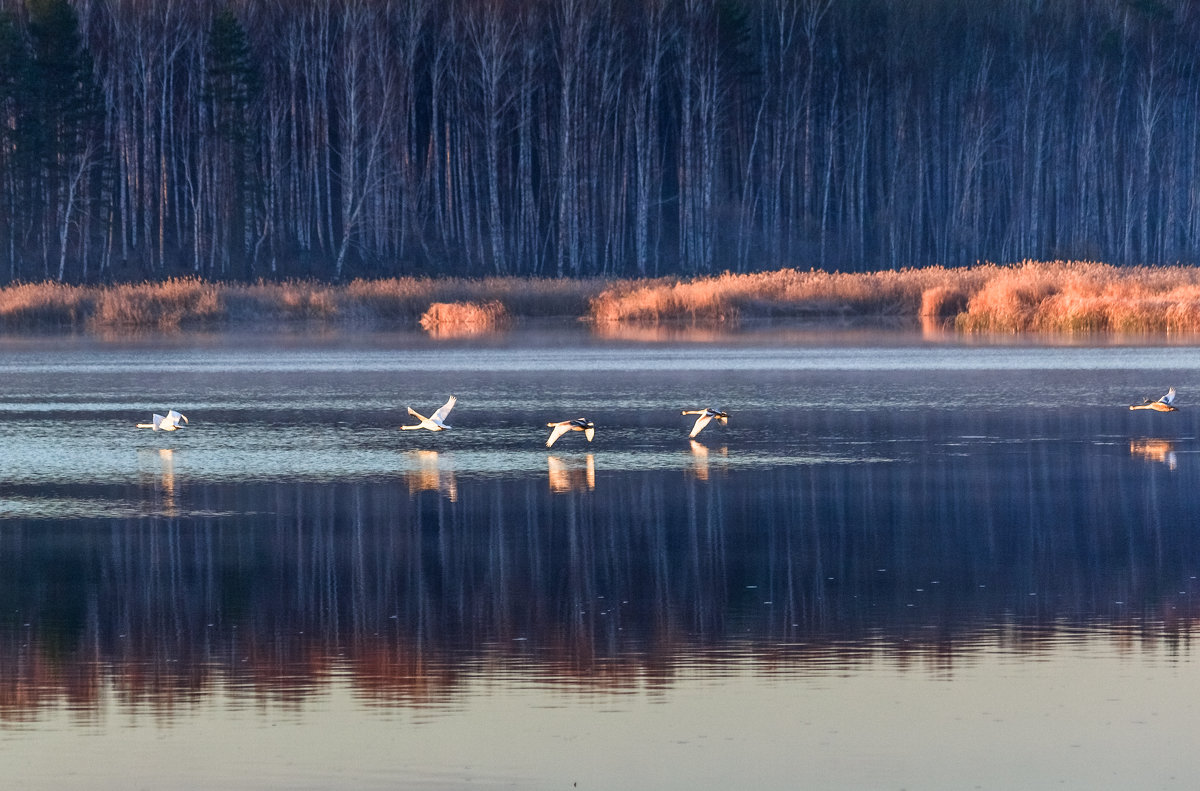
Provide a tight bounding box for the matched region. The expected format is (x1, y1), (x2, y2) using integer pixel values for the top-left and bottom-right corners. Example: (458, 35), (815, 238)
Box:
(589, 323), (731, 343)
(2, 436), (1199, 719)
(919, 313), (955, 340)
(1129, 439), (1177, 469)
(547, 454), (595, 493)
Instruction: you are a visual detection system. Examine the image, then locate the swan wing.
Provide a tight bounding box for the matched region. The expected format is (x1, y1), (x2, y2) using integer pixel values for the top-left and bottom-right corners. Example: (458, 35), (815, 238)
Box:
(689, 413), (713, 438)
(167, 410), (188, 425)
(431, 395), (456, 425)
(584, 426), (595, 442)
(546, 422), (571, 448)
(1161, 387), (1177, 405)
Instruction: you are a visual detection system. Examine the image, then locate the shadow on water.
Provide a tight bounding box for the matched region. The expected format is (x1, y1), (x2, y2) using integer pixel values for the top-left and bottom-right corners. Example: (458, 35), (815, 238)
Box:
(1, 422), (1199, 721)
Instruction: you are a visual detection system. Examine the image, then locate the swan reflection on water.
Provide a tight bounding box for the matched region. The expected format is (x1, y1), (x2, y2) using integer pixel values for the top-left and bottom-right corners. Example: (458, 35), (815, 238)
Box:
(137, 447), (178, 515)
(403, 450), (458, 501)
(687, 439), (728, 481)
(1129, 438), (1177, 469)
(547, 453), (595, 493)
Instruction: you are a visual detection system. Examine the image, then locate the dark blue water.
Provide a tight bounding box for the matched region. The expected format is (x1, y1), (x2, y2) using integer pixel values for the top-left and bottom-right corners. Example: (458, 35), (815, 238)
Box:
(1, 328), (1198, 790)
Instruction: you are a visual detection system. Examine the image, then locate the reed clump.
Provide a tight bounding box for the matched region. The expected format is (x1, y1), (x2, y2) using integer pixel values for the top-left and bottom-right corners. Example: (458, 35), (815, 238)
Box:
(340, 277), (448, 321)
(418, 300), (509, 337)
(588, 266), (992, 323)
(954, 260), (1200, 333)
(0, 281), (96, 327)
(340, 276), (601, 321)
(225, 280), (339, 321)
(919, 285), (970, 318)
(91, 278), (223, 329)
(0, 276), (603, 331)
(588, 261), (1200, 333)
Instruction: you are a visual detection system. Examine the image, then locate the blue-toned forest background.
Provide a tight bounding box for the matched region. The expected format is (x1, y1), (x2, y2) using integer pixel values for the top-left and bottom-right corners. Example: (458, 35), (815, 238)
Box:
(0, 0), (1197, 283)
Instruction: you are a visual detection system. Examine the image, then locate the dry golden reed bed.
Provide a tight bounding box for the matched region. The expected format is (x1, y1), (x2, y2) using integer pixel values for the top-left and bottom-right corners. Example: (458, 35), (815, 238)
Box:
(590, 260), (1200, 333)
(3, 261), (1200, 333)
(418, 300), (509, 338)
(0, 276), (597, 331)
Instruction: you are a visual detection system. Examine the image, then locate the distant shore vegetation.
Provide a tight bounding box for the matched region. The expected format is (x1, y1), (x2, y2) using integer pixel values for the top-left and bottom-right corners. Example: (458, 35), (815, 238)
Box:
(5, 261), (1200, 335)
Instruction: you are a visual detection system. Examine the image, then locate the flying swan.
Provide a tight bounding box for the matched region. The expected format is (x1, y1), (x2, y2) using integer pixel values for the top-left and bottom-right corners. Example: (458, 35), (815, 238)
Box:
(1129, 387), (1178, 412)
(681, 408), (728, 438)
(137, 410), (189, 431)
(402, 395), (456, 431)
(546, 418), (595, 448)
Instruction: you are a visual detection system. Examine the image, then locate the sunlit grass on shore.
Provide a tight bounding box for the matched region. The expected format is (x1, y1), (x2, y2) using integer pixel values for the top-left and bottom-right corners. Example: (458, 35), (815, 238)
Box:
(589, 260), (1200, 333)
(0, 276), (601, 331)
(2, 261), (1200, 333)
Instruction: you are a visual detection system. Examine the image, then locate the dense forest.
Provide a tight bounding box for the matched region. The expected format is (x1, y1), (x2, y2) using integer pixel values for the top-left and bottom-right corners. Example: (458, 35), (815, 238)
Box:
(0, 0), (1199, 283)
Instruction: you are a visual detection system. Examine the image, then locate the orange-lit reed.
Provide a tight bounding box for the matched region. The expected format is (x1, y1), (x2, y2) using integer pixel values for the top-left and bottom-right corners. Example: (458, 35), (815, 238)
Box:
(588, 260), (1200, 333)
(418, 300), (509, 337)
(2, 262), (1200, 333)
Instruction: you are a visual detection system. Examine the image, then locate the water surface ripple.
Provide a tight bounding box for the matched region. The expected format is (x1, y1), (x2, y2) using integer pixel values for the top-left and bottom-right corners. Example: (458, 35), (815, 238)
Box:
(1, 329), (1197, 790)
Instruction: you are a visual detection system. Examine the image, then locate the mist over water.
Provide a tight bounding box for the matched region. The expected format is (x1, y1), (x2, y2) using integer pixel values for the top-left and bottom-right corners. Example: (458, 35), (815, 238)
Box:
(2, 328), (1199, 790)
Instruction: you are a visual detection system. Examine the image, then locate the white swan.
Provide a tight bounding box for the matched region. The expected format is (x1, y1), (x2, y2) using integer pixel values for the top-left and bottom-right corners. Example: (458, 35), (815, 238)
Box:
(546, 418), (595, 448)
(402, 395), (456, 431)
(1129, 387), (1178, 412)
(681, 407), (728, 438)
(137, 410), (188, 431)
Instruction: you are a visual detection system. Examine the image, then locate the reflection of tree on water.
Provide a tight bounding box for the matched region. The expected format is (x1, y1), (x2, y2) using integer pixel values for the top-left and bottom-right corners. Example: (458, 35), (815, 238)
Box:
(2, 437), (1200, 719)
(547, 454), (595, 493)
(402, 450), (457, 501)
(1129, 439), (1177, 470)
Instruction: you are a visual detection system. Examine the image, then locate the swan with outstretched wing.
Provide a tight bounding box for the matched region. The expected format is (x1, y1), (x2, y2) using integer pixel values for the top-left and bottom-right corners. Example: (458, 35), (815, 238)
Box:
(137, 410), (189, 431)
(402, 395), (457, 430)
(546, 418), (594, 448)
(681, 407), (728, 438)
(1129, 387), (1178, 412)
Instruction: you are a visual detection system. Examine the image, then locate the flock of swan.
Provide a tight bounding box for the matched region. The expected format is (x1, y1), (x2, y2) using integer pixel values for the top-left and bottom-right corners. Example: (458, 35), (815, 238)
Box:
(392, 396), (727, 447)
(133, 397), (728, 447)
(133, 387), (1177, 444)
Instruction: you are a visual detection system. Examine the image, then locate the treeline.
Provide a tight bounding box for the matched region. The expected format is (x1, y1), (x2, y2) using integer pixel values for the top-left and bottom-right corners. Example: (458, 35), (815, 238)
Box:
(2, 0), (1200, 283)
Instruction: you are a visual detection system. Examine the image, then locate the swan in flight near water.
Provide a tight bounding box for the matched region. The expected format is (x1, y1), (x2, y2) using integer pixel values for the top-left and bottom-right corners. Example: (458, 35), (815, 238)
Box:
(402, 395), (456, 431)
(681, 408), (728, 438)
(1129, 387), (1178, 412)
(546, 418), (595, 448)
(136, 410), (188, 431)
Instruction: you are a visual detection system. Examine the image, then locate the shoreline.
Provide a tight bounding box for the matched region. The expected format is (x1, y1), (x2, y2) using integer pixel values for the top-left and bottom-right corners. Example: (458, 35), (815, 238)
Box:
(3, 260), (1200, 335)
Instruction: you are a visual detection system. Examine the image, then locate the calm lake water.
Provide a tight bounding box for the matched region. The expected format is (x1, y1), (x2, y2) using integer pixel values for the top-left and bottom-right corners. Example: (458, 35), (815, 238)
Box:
(2, 325), (1199, 790)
